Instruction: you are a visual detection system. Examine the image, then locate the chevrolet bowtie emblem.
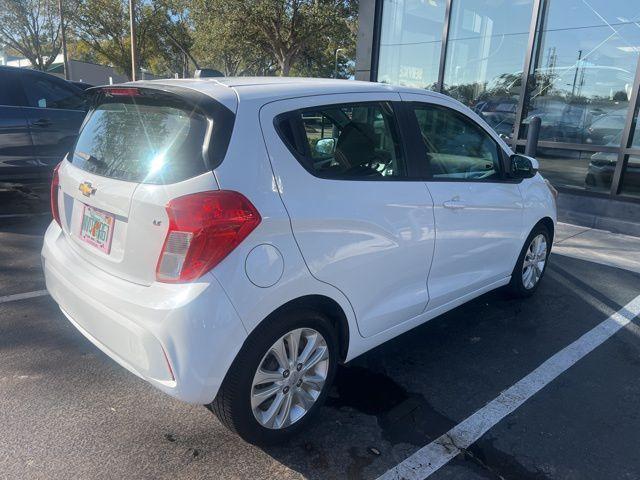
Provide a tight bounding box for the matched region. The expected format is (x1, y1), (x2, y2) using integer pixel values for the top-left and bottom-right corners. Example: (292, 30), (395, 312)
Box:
(79, 181), (97, 197)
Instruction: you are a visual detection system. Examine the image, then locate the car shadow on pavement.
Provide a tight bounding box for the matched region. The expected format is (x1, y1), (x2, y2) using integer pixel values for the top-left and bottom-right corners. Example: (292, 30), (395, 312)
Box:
(260, 254), (640, 480)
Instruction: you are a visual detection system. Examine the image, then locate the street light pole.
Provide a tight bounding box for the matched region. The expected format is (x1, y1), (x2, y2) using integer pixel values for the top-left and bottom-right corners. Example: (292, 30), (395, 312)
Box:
(58, 0), (70, 80)
(129, 0), (139, 81)
(334, 48), (345, 79)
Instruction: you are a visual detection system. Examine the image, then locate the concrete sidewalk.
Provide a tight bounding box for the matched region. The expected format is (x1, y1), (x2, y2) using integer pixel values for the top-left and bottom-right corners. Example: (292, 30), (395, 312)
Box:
(553, 222), (640, 274)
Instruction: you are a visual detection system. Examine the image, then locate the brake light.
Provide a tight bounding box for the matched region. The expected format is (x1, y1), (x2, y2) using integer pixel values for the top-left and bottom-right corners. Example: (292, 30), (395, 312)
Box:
(103, 87), (142, 97)
(50, 162), (61, 226)
(156, 191), (261, 283)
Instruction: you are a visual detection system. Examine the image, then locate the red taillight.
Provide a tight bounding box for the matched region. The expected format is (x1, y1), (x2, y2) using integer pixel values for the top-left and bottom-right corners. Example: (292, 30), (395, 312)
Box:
(50, 162), (61, 226)
(156, 191), (261, 283)
(103, 87), (142, 97)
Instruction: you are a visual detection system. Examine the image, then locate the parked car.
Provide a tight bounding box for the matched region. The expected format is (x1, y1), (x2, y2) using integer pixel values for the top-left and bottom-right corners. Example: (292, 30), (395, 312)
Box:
(70, 81), (95, 91)
(0, 66), (87, 181)
(584, 110), (627, 145)
(473, 98), (517, 139)
(42, 78), (557, 445)
(584, 131), (640, 192)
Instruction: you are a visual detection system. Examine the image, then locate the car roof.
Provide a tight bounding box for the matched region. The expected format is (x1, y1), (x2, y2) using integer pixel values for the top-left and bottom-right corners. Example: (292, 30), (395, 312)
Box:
(131, 76), (450, 105)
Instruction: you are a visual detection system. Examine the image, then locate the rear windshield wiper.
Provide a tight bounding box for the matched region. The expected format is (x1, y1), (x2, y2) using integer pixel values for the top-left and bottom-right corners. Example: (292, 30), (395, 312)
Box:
(74, 150), (106, 166)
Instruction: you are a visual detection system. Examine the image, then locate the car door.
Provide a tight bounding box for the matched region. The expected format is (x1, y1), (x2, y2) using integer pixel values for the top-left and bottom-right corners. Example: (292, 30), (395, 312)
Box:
(21, 71), (87, 168)
(400, 93), (524, 309)
(260, 93), (435, 338)
(0, 68), (35, 178)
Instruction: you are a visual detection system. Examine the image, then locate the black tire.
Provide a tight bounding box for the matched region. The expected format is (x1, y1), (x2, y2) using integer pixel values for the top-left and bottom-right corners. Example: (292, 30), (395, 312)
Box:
(208, 308), (338, 445)
(507, 224), (551, 298)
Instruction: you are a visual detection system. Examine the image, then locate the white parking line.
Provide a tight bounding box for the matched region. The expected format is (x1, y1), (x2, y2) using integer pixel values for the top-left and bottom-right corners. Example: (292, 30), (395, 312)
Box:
(0, 290), (49, 304)
(378, 294), (640, 480)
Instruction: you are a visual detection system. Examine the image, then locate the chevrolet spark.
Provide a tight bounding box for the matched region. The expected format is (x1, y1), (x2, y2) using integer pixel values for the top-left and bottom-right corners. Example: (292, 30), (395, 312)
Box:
(42, 77), (557, 444)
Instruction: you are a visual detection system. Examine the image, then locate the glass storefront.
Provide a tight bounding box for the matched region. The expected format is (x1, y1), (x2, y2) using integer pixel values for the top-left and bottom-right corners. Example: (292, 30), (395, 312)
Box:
(443, 0), (533, 139)
(378, 0), (446, 89)
(375, 0), (640, 199)
(536, 148), (615, 193)
(621, 156), (640, 197)
(520, 0), (640, 147)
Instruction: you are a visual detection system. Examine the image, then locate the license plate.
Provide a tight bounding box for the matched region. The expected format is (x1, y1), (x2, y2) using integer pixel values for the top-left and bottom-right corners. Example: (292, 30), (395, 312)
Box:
(80, 204), (115, 254)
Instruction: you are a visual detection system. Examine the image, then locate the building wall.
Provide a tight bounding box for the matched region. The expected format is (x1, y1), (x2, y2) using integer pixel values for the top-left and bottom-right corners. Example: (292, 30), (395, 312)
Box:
(0, 54), (152, 86)
(357, 0), (640, 233)
(66, 60), (128, 85)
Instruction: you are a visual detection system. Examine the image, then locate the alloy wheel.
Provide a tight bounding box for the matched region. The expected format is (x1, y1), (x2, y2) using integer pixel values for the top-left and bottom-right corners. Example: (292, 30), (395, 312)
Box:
(250, 328), (330, 429)
(522, 233), (548, 289)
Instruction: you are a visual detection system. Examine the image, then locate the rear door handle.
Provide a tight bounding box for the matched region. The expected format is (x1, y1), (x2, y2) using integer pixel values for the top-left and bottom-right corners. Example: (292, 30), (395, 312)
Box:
(32, 118), (52, 127)
(443, 200), (466, 210)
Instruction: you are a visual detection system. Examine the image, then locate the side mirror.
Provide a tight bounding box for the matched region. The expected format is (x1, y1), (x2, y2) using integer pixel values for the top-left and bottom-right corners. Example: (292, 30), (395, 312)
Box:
(315, 138), (336, 155)
(510, 154), (538, 179)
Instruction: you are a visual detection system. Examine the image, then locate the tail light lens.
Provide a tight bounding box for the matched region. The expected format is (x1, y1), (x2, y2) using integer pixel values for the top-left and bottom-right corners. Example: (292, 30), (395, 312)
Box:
(50, 162), (62, 226)
(103, 87), (142, 97)
(156, 191), (261, 283)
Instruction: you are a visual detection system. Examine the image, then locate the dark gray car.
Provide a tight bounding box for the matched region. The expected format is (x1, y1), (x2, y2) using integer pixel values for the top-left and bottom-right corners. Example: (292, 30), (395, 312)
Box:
(0, 66), (87, 181)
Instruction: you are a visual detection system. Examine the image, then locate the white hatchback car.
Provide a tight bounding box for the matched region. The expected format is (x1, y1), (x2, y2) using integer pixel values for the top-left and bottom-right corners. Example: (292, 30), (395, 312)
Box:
(43, 77), (556, 444)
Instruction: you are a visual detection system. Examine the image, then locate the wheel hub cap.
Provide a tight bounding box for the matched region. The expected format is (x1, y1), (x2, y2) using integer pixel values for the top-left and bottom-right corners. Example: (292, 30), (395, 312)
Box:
(250, 327), (330, 430)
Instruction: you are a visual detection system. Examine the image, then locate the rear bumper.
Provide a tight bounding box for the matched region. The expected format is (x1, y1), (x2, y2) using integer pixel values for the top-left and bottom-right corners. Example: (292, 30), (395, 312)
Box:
(42, 221), (247, 404)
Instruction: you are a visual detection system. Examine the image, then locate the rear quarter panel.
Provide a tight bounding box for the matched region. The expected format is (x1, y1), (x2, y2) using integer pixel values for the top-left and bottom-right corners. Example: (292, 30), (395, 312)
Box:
(210, 95), (362, 360)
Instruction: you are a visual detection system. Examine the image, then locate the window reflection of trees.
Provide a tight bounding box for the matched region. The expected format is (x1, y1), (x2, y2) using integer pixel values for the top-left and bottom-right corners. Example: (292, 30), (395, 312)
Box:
(74, 102), (198, 183)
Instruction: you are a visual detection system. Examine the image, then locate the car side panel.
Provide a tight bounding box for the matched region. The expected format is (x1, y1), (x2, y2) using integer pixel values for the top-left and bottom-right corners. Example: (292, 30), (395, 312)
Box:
(209, 95), (362, 359)
(0, 107), (35, 176)
(25, 107), (86, 167)
(400, 92), (525, 307)
(257, 93), (436, 338)
(0, 69), (36, 180)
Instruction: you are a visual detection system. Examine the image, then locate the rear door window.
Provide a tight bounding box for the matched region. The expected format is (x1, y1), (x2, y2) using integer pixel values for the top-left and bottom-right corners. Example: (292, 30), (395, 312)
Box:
(70, 91), (211, 184)
(0, 70), (28, 107)
(22, 74), (86, 110)
(279, 102), (407, 180)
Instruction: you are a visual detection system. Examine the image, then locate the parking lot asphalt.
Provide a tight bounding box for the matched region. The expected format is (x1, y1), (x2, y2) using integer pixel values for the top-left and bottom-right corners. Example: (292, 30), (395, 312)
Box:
(1, 212), (640, 480)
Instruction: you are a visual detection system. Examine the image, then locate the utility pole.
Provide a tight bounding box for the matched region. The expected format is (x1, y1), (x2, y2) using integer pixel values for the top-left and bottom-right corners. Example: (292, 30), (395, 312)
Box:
(58, 0), (70, 80)
(129, 0), (139, 81)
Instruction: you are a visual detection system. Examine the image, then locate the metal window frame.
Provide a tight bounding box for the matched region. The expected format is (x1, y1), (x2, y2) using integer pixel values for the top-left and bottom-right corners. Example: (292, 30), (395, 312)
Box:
(435, 0), (453, 92)
(368, 0), (384, 83)
(611, 52), (640, 196)
(371, 0), (640, 201)
(511, 0), (545, 150)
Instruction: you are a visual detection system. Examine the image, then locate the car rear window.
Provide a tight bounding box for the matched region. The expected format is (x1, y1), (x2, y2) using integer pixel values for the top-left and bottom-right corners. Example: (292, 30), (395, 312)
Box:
(70, 88), (225, 184)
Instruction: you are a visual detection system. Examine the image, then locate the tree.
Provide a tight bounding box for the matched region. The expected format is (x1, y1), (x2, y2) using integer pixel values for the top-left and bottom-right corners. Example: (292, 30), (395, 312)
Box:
(191, 0), (357, 77)
(69, 0), (193, 79)
(291, 2), (357, 79)
(0, 0), (68, 70)
(69, 0), (134, 78)
(242, 0), (356, 76)
(146, 0), (198, 77)
(191, 0), (267, 76)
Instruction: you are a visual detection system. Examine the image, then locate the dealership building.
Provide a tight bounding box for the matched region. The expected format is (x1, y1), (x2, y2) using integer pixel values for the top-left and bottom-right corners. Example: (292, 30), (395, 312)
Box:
(356, 0), (640, 235)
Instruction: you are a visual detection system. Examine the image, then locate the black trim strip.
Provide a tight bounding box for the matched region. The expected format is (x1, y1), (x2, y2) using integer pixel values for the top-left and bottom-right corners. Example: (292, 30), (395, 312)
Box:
(369, 0), (384, 82)
(512, 0), (545, 150)
(436, 0), (453, 93)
